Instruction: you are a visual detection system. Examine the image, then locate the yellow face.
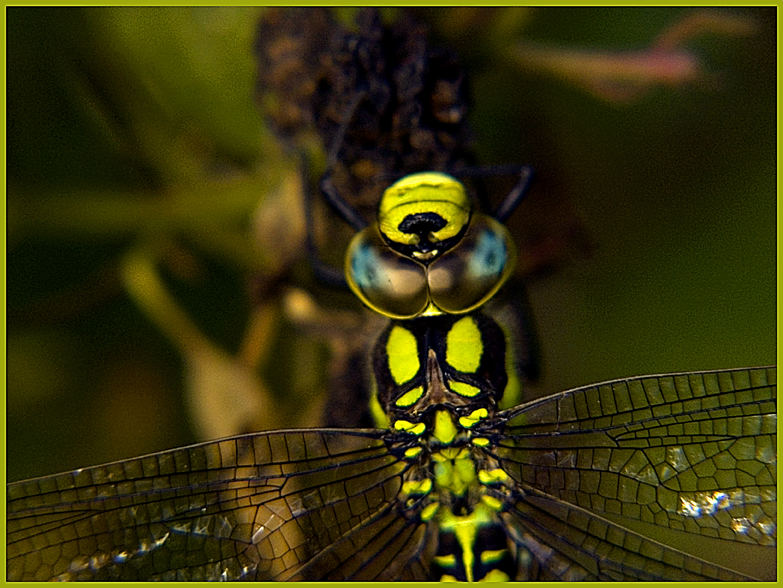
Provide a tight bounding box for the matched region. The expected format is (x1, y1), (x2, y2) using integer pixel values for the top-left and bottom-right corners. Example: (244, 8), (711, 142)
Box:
(377, 172), (471, 251)
(344, 172), (517, 319)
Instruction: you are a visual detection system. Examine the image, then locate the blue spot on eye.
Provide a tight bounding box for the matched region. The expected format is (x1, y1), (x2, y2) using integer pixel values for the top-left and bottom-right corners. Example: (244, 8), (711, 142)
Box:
(469, 229), (506, 277)
(351, 242), (380, 287)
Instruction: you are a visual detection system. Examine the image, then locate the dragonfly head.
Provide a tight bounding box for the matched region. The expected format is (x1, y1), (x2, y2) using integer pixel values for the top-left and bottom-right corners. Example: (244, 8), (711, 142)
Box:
(377, 171), (471, 259)
(345, 172), (518, 319)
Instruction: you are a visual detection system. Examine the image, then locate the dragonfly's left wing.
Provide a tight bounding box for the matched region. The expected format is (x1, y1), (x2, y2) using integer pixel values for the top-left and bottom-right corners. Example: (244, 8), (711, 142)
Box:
(7, 428), (431, 581)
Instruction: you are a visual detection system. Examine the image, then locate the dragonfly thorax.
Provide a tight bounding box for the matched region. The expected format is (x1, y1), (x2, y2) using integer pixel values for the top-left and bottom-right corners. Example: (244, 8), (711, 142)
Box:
(389, 383), (518, 582)
(370, 313), (510, 427)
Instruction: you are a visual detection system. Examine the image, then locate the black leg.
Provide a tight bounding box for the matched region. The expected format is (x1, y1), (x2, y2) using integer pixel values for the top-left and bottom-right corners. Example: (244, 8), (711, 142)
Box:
(492, 165), (534, 222)
(320, 171), (369, 232)
(450, 164), (535, 222)
(302, 89), (375, 287)
(318, 90), (370, 231)
(301, 155), (349, 288)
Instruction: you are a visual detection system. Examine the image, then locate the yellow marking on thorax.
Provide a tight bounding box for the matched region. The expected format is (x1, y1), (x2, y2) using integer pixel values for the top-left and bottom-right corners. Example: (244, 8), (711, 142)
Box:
(393, 420), (426, 436)
(433, 409), (458, 444)
(433, 446), (475, 497)
(368, 389), (388, 429)
(477, 468), (510, 485)
(404, 446), (423, 459)
(402, 478), (432, 496)
(446, 316), (482, 373)
(431, 446), (464, 461)
(386, 325), (419, 385)
(499, 321), (522, 409)
(449, 381), (480, 398)
(420, 502), (439, 521)
(481, 494), (503, 511)
(395, 386), (424, 407)
(459, 408), (488, 429)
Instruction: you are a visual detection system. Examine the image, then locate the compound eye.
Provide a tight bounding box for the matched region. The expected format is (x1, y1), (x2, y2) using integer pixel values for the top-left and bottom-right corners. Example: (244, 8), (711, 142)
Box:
(427, 215), (516, 314)
(345, 225), (430, 319)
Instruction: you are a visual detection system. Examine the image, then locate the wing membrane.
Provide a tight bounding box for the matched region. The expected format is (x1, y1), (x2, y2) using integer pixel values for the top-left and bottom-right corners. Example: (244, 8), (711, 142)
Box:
(503, 488), (772, 580)
(489, 366), (776, 580)
(7, 428), (423, 581)
(8, 368), (776, 581)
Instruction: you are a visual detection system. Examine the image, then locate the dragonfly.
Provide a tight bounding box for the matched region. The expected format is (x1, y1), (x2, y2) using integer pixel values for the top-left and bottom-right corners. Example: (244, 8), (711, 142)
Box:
(6, 161), (777, 580)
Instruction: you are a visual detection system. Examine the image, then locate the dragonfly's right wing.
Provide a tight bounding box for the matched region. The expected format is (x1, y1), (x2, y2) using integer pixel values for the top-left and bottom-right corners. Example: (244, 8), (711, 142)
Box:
(489, 366), (777, 581)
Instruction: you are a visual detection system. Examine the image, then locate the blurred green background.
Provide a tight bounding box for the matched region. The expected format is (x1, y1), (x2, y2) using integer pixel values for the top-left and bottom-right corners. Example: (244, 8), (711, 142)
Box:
(6, 7), (776, 482)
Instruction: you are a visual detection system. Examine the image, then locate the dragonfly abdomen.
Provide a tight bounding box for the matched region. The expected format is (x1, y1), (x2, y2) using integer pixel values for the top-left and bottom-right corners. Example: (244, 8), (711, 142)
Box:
(431, 515), (516, 581)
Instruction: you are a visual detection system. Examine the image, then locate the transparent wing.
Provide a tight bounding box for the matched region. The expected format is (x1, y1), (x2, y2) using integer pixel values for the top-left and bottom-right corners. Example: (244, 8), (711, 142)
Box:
(501, 487), (769, 580)
(487, 366), (776, 581)
(7, 428), (432, 581)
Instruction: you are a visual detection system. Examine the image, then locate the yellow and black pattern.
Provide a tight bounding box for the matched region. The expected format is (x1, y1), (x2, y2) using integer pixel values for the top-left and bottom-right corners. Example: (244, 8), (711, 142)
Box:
(5, 165), (778, 580)
(8, 8), (775, 582)
(369, 311), (516, 580)
(372, 313), (509, 420)
(346, 173), (517, 319)
(7, 367), (776, 580)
